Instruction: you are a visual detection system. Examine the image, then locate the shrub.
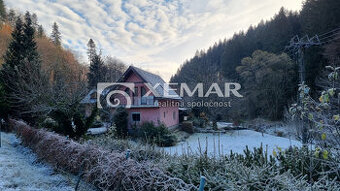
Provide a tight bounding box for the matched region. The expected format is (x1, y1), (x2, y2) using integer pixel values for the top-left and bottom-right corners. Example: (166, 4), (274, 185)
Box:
(192, 117), (206, 128)
(136, 122), (177, 147)
(40, 117), (58, 129)
(9, 119), (195, 191)
(50, 106), (97, 139)
(113, 107), (128, 138)
(181, 121), (194, 134)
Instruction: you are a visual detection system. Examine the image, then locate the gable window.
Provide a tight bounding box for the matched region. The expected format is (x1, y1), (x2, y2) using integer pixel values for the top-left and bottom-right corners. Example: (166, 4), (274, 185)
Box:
(132, 113), (140, 122)
(141, 87), (147, 97)
(134, 87), (139, 97)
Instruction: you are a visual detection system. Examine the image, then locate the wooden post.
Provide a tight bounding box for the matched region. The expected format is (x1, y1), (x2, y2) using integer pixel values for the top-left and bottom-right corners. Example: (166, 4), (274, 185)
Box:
(198, 176), (206, 191)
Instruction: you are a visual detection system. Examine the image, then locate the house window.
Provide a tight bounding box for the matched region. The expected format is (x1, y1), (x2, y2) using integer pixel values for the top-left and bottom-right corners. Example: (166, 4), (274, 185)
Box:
(132, 113), (140, 122)
(173, 111), (176, 120)
(134, 87), (139, 97)
(164, 112), (166, 118)
(141, 87), (146, 96)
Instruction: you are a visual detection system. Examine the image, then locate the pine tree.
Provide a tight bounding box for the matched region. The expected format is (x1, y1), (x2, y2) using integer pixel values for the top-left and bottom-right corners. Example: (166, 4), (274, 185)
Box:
(37, 25), (44, 37)
(88, 53), (104, 88)
(51, 22), (61, 46)
(87, 38), (96, 61)
(0, 0), (6, 21)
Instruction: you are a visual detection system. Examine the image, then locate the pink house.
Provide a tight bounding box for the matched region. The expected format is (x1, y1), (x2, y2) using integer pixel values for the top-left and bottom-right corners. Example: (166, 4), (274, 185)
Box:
(82, 66), (181, 128)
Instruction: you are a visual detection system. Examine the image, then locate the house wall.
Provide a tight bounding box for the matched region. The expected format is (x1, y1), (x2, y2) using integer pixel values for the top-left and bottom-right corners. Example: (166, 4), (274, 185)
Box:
(111, 71), (179, 128)
(158, 99), (179, 128)
(114, 72), (155, 105)
(128, 108), (160, 127)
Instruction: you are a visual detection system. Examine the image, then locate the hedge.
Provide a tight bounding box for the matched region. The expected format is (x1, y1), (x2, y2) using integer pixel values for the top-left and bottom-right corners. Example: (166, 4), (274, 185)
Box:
(9, 119), (196, 191)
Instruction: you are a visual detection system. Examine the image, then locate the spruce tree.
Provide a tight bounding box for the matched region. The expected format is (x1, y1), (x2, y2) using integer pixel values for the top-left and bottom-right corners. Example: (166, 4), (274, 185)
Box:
(87, 38), (96, 61)
(23, 12), (39, 63)
(51, 22), (61, 46)
(31, 13), (38, 30)
(37, 25), (44, 37)
(1, 12), (41, 116)
(3, 17), (25, 69)
(0, 0), (6, 21)
(7, 9), (16, 25)
(88, 53), (104, 88)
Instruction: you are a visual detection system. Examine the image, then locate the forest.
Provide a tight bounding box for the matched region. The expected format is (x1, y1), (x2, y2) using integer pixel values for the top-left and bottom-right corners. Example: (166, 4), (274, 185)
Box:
(171, 0), (340, 121)
(0, 0), (126, 131)
(1, 0), (340, 190)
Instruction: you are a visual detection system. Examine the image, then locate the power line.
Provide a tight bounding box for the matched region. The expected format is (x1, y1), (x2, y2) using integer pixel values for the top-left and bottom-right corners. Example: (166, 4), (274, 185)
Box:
(320, 36), (340, 45)
(319, 31), (340, 41)
(318, 27), (340, 38)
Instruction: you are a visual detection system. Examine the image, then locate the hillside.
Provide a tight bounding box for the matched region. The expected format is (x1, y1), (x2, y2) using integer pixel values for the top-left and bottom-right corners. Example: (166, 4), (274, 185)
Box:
(171, 0), (340, 120)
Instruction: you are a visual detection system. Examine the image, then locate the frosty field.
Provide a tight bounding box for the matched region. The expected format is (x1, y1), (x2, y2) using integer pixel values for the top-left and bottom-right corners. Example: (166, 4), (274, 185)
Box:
(162, 130), (302, 156)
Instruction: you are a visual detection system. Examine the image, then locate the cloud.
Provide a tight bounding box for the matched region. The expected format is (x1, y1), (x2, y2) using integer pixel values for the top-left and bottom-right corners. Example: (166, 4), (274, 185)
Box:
(4, 0), (303, 81)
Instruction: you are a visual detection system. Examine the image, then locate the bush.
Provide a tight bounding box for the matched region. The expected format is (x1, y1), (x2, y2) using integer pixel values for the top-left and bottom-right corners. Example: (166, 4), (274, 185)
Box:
(181, 121), (194, 134)
(40, 117), (58, 129)
(113, 107), (128, 138)
(192, 117), (206, 128)
(135, 122), (177, 147)
(50, 106), (97, 139)
(10, 119), (195, 191)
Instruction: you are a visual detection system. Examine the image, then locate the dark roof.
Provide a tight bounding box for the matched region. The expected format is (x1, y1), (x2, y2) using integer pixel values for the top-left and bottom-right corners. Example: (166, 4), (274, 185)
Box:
(120, 66), (181, 99)
(81, 66), (181, 104)
(80, 89), (97, 104)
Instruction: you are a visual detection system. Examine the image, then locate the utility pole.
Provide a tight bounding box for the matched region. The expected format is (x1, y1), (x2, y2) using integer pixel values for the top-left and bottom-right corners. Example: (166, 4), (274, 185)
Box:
(285, 35), (321, 144)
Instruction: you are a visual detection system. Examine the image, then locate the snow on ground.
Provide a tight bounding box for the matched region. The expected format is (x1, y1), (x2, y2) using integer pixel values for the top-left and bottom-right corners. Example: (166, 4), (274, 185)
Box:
(0, 132), (96, 191)
(162, 130), (302, 157)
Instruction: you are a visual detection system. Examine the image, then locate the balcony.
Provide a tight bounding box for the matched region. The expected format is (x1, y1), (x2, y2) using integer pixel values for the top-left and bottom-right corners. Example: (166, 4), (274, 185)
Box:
(131, 96), (158, 108)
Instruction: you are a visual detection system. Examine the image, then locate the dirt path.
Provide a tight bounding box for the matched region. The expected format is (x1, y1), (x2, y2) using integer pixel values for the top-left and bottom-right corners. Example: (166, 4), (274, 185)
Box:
(0, 132), (93, 191)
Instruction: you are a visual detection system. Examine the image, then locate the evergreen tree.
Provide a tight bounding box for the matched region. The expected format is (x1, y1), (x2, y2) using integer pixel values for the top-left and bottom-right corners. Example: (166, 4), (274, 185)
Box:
(31, 13), (38, 30)
(37, 25), (44, 37)
(7, 9), (16, 25)
(2, 17), (25, 69)
(1, 12), (41, 117)
(22, 12), (39, 63)
(0, 0), (6, 21)
(51, 22), (61, 46)
(87, 38), (96, 61)
(88, 53), (104, 88)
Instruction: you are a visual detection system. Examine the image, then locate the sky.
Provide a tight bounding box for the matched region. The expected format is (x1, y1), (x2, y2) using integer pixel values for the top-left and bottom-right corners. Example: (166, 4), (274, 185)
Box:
(4, 0), (304, 81)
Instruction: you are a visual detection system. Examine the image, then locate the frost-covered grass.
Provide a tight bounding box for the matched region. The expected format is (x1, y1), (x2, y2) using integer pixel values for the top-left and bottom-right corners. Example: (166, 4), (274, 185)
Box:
(6, 119), (339, 191)
(0, 132), (95, 191)
(90, 132), (340, 191)
(162, 130), (301, 156)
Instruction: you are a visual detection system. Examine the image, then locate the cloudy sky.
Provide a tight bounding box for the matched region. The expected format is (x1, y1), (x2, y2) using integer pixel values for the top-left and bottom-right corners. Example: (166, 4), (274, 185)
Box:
(5, 0), (303, 81)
